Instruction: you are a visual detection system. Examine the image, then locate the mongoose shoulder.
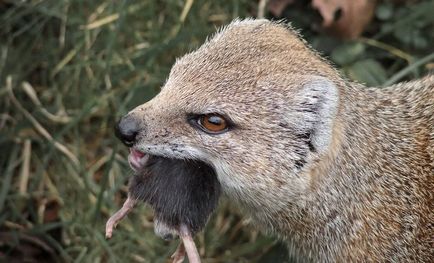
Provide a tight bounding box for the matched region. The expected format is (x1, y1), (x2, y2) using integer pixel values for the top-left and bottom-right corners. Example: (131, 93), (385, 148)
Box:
(115, 19), (434, 262)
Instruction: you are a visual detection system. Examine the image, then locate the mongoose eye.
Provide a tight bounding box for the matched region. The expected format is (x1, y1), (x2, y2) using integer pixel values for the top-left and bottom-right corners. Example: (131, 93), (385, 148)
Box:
(195, 114), (228, 134)
(188, 113), (232, 134)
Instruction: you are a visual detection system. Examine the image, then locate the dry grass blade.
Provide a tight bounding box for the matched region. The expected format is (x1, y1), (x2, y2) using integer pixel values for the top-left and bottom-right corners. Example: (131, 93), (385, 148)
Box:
(6, 76), (80, 167)
(22, 82), (71, 124)
(83, 13), (120, 30)
(180, 0), (194, 23)
(258, 0), (268, 19)
(19, 139), (31, 195)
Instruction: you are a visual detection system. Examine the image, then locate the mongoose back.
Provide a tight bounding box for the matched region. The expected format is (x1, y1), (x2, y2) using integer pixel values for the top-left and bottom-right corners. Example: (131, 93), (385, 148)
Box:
(113, 19), (434, 262)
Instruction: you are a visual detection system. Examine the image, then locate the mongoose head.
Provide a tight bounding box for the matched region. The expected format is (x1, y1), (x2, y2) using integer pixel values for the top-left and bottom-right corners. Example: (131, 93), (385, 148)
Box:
(116, 19), (342, 230)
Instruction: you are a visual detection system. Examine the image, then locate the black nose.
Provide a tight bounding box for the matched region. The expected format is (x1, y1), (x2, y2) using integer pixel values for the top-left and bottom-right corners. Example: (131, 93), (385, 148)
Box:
(115, 115), (140, 147)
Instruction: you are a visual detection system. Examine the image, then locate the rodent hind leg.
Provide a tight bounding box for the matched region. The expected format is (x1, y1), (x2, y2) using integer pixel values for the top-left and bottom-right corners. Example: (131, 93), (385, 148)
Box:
(105, 196), (137, 239)
(170, 223), (202, 263)
(171, 242), (186, 263)
(178, 224), (201, 263)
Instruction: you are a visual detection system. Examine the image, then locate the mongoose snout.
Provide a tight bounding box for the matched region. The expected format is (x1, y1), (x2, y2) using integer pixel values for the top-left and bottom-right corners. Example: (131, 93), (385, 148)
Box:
(114, 114), (141, 147)
(115, 115), (153, 171)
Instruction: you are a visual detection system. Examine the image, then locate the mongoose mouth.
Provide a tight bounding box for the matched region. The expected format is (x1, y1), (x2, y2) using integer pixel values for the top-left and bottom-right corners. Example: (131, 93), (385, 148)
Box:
(128, 148), (149, 171)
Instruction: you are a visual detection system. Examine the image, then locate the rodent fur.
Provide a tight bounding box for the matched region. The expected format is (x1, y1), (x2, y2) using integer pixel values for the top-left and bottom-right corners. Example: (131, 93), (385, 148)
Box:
(129, 156), (220, 238)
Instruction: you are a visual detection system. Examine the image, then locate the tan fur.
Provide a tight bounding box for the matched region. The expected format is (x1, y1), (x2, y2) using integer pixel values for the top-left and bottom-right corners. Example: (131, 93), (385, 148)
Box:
(127, 19), (434, 262)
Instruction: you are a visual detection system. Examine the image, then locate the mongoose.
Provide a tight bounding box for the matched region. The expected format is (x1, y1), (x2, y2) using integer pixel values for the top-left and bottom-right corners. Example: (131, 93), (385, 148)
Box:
(110, 19), (434, 262)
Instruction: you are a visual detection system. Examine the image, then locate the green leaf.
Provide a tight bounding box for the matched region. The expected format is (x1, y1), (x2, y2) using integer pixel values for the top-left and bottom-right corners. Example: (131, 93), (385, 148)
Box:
(346, 59), (388, 86)
(331, 42), (366, 66)
(376, 3), (394, 21)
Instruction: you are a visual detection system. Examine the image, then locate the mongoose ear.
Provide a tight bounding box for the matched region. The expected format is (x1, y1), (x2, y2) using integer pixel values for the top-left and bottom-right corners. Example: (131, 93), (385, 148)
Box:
(292, 77), (339, 155)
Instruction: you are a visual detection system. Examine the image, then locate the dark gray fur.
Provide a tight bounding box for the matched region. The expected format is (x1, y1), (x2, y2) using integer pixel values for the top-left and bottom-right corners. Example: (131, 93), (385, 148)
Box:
(129, 156), (221, 235)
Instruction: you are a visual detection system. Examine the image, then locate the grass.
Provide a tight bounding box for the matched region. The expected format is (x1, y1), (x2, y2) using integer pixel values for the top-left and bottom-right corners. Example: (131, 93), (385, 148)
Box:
(0, 0), (433, 262)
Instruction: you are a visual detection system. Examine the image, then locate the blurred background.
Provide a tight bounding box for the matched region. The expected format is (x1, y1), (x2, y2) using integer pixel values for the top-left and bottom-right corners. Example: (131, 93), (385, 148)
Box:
(0, 0), (433, 262)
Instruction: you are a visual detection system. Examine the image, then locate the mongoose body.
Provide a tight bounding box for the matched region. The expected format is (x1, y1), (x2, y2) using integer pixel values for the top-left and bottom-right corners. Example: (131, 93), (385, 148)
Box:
(112, 19), (434, 262)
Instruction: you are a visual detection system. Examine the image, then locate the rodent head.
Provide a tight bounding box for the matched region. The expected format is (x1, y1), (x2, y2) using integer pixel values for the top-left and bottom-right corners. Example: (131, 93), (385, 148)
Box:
(119, 19), (340, 220)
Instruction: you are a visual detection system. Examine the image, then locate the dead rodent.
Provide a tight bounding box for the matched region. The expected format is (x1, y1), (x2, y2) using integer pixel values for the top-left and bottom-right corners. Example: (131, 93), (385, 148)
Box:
(108, 19), (434, 262)
(106, 153), (220, 263)
(129, 155), (220, 238)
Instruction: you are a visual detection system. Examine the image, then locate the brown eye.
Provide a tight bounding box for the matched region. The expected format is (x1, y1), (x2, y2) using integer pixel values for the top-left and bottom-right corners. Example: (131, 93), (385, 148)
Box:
(198, 114), (228, 133)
